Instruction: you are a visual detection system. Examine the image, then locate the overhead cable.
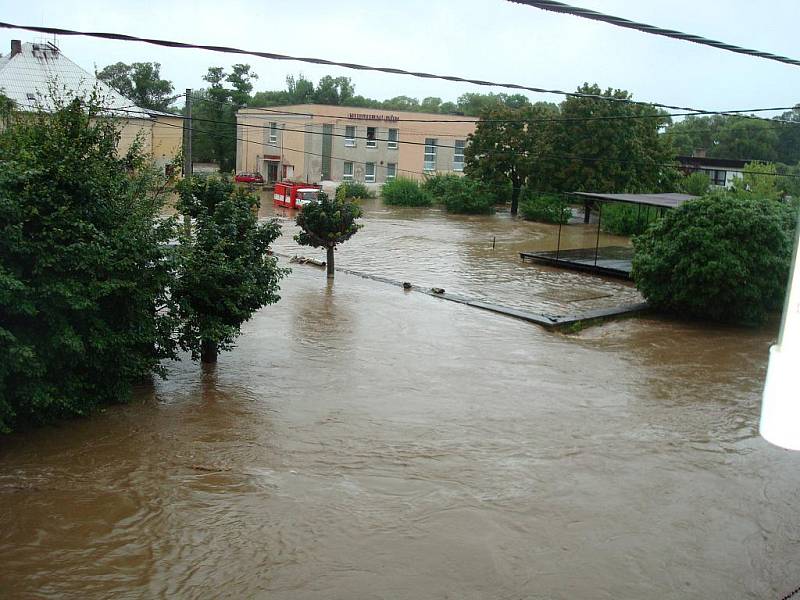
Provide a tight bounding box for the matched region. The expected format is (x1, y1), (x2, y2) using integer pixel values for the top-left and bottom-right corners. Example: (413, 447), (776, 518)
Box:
(0, 20), (769, 117)
(507, 0), (800, 68)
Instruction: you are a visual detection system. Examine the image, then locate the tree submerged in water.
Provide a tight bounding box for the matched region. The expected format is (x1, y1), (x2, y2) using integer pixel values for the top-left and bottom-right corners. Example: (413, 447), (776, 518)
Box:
(0, 94), (180, 431)
(295, 192), (363, 279)
(175, 176), (287, 363)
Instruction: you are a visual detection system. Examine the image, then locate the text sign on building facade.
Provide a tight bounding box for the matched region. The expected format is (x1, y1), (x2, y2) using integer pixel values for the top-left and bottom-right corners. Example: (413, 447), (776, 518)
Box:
(347, 113), (400, 122)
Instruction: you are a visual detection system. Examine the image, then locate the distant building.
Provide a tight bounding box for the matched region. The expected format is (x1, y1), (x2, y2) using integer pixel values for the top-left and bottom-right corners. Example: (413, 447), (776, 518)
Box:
(677, 151), (747, 188)
(235, 104), (478, 186)
(0, 39), (183, 173)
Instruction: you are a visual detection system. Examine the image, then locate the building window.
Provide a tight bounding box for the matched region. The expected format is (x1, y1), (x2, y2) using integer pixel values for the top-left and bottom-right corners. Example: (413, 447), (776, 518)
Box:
(345, 125), (356, 147)
(454, 140), (465, 171)
(386, 163), (397, 179)
(269, 122), (277, 144)
(343, 161), (354, 180)
(365, 162), (376, 182)
(366, 127), (377, 148)
(704, 168), (726, 186)
(388, 128), (398, 149)
(424, 138), (437, 171)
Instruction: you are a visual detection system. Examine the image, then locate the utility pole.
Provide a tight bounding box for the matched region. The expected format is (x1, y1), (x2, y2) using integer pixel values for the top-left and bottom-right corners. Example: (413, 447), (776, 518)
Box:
(184, 88), (193, 178)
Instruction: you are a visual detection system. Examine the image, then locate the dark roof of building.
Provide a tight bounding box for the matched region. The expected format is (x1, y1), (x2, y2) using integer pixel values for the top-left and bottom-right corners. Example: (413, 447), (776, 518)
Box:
(676, 155), (749, 169)
(571, 192), (699, 208)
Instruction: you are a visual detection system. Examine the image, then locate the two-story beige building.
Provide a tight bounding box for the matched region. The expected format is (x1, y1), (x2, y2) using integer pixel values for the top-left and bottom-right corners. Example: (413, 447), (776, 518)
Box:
(236, 104), (478, 185)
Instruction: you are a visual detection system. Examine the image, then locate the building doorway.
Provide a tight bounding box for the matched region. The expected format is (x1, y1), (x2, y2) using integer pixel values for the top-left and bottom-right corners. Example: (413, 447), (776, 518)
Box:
(266, 161), (279, 183)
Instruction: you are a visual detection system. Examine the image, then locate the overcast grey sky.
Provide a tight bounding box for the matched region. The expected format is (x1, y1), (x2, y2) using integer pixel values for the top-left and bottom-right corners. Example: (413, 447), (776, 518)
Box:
(2, 0), (799, 114)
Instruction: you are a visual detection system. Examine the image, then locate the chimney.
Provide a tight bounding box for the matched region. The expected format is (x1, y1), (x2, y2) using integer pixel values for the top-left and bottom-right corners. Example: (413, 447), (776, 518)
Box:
(11, 40), (22, 57)
(692, 148), (707, 158)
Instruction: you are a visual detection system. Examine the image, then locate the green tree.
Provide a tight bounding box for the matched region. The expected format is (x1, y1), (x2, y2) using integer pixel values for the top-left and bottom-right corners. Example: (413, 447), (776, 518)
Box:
(551, 83), (677, 193)
(420, 97), (443, 113)
(732, 161), (782, 200)
(0, 91), (14, 127)
(382, 96), (421, 111)
(464, 103), (557, 216)
(295, 192), (363, 279)
(714, 117), (779, 162)
(287, 74), (316, 104)
(96, 62), (175, 111)
(191, 64), (257, 171)
(0, 95), (179, 431)
(174, 176), (286, 363)
(665, 113), (789, 163)
(313, 75), (355, 105)
(774, 106), (800, 165)
(632, 194), (796, 325)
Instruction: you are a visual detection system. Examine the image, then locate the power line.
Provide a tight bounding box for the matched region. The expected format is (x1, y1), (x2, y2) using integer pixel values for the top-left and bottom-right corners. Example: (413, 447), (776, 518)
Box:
(0, 20), (771, 118)
(38, 100), (799, 177)
(195, 93), (798, 126)
(508, 0), (800, 68)
(144, 109), (800, 180)
(15, 99), (799, 180)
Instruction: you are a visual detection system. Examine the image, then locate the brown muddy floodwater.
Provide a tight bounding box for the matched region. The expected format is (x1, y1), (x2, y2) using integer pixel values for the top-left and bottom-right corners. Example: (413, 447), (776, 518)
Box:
(1, 199), (799, 599)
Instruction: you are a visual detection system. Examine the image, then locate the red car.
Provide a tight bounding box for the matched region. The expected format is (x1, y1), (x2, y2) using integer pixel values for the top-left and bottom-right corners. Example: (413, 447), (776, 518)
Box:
(234, 172), (264, 184)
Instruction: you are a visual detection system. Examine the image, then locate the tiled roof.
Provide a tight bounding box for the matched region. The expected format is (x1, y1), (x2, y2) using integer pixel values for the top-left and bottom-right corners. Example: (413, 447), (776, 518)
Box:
(0, 42), (151, 119)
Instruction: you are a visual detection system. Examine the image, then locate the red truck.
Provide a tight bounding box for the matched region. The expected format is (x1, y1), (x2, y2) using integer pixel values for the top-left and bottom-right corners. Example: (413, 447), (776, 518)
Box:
(273, 181), (321, 209)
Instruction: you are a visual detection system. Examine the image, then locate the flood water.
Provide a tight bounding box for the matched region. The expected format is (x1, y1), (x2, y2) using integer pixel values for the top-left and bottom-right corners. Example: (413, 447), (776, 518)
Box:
(264, 197), (644, 315)
(1, 198), (798, 599)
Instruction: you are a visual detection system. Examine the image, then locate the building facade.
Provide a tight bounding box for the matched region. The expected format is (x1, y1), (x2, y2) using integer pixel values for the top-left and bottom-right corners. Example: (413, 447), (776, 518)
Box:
(677, 153), (746, 189)
(0, 40), (183, 172)
(236, 104), (478, 185)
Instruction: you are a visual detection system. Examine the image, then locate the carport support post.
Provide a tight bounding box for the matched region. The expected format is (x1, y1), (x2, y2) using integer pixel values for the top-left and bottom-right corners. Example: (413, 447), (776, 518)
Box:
(594, 202), (603, 266)
(556, 219), (562, 260)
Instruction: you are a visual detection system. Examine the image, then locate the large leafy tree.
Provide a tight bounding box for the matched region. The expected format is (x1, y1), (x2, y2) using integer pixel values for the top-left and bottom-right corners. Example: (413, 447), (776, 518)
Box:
(666, 113), (790, 163)
(191, 64), (257, 171)
(96, 62), (175, 111)
(0, 95), (179, 431)
(295, 193), (362, 279)
(774, 107), (800, 165)
(464, 103), (558, 215)
(174, 177), (286, 363)
(550, 83), (677, 193)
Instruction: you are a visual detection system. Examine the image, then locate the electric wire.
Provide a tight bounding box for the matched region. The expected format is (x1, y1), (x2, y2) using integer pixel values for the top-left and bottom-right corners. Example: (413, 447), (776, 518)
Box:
(193, 93), (799, 126)
(507, 0), (800, 68)
(14, 98), (798, 178)
(0, 20), (779, 119)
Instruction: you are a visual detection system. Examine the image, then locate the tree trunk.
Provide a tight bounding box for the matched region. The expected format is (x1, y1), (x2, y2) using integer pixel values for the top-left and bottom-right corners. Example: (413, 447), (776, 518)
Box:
(326, 246), (335, 279)
(510, 184), (521, 217)
(201, 339), (218, 363)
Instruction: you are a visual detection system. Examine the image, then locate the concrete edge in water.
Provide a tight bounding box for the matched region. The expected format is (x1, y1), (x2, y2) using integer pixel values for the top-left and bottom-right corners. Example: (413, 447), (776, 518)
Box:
(275, 253), (649, 331)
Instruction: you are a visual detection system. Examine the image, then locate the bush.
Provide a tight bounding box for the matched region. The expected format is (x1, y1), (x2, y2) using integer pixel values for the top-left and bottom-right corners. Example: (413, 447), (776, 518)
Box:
(679, 171), (710, 196)
(519, 193), (572, 224)
(336, 181), (372, 201)
(632, 194), (797, 325)
(441, 178), (495, 214)
(422, 173), (463, 199)
(381, 177), (432, 207)
(601, 202), (660, 235)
